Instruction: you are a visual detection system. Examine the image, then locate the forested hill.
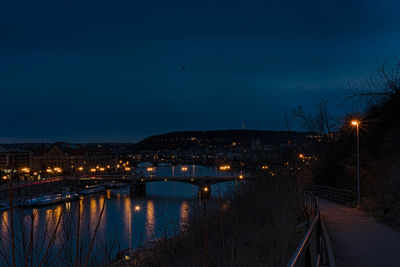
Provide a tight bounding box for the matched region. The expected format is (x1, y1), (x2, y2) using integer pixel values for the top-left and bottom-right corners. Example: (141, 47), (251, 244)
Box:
(129, 130), (310, 151)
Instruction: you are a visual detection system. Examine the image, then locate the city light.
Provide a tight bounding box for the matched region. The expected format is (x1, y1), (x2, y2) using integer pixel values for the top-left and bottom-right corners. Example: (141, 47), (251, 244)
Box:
(78, 167), (84, 171)
(299, 154), (304, 159)
(261, 165), (269, 170)
(239, 174), (244, 179)
(134, 205), (141, 212)
(125, 167), (131, 171)
(99, 167), (105, 171)
(181, 166), (188, 171)
(351, 120), (359, 126)
(90, 168), (96, 172)
(21, 167), (30, 173)
(203, 187), (209, 192)
(46, 169), (53, 173)
(219, 165), (231, 171)
(147, 167), (154, 172)
(2, 175), (8, 180)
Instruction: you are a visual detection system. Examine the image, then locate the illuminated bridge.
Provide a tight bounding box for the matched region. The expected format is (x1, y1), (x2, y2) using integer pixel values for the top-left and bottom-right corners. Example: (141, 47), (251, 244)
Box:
(64, 174), (249, 198)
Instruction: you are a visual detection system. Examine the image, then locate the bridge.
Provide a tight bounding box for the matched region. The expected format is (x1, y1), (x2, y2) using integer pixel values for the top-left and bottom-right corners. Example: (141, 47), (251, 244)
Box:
(64, 174), (249, 198)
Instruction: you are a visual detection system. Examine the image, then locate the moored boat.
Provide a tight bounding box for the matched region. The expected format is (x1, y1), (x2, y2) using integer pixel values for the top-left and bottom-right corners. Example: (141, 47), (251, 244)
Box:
(106, 181), (129, 189)
(19, 192), (80, 207)
(79, 184), (106, 195)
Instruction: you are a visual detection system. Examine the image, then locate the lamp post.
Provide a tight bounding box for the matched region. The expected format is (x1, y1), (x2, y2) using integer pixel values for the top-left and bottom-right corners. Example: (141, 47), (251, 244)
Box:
(351, 120), (360, 206)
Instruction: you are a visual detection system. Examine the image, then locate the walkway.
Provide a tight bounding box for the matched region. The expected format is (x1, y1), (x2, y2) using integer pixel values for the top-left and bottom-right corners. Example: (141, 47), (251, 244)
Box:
(319, 199), (400, 267)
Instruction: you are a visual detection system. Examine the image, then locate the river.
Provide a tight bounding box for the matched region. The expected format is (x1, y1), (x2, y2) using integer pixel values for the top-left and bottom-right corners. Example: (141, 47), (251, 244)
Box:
(0, 165), (239, 265)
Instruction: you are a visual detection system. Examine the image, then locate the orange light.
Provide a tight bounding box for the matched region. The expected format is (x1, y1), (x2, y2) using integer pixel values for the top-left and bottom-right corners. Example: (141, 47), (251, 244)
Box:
(147, 167), (154, 172)
(299, 154), (304, 159)
(21, 167), (30, 173)
(78, 167), (84, 171)
(219, 165), (231, 171)
(239, 174), (244, 179)
(134, 205), (141, 212)
(181, 166), (188, 171)
(203, 187), (209, 192)
(351, 120), (359, 126)
(90, 168), (96, 172)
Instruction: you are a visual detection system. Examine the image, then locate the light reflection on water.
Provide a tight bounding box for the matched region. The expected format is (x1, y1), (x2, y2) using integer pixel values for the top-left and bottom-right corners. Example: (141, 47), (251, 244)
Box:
(0, 165), (239, 262)
(146, 200), (155, 238)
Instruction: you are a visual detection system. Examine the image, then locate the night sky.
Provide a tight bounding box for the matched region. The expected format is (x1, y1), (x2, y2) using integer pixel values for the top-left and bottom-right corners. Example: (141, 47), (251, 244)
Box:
(1, 0), (400, 143)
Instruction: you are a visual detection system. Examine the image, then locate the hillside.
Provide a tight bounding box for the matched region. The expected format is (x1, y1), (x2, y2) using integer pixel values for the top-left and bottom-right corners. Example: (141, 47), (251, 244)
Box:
(129, 130), (310, 151)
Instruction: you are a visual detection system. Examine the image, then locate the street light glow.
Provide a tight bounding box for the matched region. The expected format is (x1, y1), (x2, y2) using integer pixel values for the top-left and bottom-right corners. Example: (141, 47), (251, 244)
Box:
(351, 120), (359, 126)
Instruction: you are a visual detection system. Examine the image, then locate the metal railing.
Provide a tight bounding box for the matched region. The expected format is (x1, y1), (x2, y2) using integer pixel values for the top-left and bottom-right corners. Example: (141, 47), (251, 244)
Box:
(311, 185), (353, 204)
(287, 194), (334, 267)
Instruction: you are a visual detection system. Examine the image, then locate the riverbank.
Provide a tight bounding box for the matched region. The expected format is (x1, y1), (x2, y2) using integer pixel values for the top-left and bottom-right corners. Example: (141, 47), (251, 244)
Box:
(129, 173), (308, 266)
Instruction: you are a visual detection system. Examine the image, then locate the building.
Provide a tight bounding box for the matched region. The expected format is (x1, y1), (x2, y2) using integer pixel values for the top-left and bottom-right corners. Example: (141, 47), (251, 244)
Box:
(0, 149), (31, 172)
(31, 142), (117, 174)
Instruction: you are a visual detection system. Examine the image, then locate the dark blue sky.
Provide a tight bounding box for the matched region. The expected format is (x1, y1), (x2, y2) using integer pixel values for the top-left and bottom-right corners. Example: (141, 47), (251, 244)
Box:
(1, 0), (400, 143)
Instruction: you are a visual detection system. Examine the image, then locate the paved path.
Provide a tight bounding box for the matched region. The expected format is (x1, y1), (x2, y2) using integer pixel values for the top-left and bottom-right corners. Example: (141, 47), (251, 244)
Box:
(319, 199), (400, 267)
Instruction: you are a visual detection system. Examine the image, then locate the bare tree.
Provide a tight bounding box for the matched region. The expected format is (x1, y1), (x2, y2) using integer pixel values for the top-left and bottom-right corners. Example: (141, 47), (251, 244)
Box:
(347, 57), (400, 104)
(294, 96), (337, 144)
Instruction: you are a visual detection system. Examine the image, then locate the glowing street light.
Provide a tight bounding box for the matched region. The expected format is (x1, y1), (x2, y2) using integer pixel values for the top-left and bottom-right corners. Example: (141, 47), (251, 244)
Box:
(181, 166), (188, 171)
(219, 165), (231, 171)
(351, 120), (361, 206)
(21, 167), (30, 173)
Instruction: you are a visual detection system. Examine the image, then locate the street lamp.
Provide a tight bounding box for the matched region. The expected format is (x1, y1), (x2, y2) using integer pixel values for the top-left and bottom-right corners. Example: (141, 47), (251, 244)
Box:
(351, 120), (360, 206)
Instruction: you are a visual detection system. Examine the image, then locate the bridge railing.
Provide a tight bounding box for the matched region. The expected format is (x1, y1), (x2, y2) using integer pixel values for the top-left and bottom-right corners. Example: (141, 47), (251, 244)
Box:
(287, 194), (335, 267)
(311, 185), (353, 205)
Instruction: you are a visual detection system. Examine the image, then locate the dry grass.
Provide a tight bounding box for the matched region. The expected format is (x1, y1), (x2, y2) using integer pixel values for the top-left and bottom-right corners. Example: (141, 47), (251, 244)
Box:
(139, 168), (309, 267)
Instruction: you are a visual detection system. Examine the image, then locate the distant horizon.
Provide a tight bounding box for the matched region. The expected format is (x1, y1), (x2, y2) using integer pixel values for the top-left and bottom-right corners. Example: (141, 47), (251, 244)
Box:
(0, 128), (311, 144)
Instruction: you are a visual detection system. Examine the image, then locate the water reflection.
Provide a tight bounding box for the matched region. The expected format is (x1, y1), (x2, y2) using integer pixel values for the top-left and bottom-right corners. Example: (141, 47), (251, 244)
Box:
(1, 210), (9, 237)
(180, 201), (189, 230)
(124, 196), (131, 240)
(146, 201), (155, 238)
